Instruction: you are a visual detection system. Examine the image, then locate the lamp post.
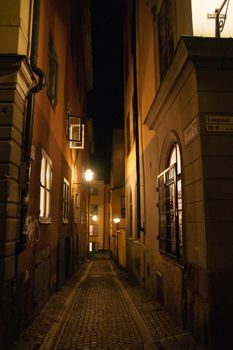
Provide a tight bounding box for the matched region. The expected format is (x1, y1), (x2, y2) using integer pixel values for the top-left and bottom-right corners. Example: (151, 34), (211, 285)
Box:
(84, 169), (94, 258)
(113, 217), (121, 263)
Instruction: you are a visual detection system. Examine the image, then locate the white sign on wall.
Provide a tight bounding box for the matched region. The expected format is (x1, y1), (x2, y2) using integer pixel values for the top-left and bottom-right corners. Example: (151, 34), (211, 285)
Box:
(206, 115), (233, 132)
(191, 0), (233, 37)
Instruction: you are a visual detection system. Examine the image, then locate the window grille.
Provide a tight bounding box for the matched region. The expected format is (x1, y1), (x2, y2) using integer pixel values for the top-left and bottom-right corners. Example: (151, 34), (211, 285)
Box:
(157, 144), (183, 260)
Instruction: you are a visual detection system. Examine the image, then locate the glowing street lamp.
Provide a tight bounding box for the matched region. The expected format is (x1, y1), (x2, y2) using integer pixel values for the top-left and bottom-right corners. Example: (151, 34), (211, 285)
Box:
(84, 169), (94, 182)
(113, 217), (121, 224)
(92, 214), (98, 221)
(84, 169), (94, 257)
(113, 217), (121, 263)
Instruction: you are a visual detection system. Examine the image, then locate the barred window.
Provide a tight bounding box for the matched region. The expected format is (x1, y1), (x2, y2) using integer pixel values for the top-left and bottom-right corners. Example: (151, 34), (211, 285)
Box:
(40, 150), (52, 223)
(157, 144), (183, 261)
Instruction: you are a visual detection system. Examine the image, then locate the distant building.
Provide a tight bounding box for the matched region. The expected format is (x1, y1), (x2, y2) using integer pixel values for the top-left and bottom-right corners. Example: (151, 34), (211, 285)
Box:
(110, 129), (126, 267)
(123, 0), (233, 349)
(0, 0), (92, 347)
(88, 180), (110, 253)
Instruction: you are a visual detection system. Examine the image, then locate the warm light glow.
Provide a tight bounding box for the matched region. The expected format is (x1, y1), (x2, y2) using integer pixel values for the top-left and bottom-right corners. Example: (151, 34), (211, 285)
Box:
(92, 214), (98, 221)
(84, 169), (94, 182)
(191, 0), (233, 37)
(113, 217), (121, 224)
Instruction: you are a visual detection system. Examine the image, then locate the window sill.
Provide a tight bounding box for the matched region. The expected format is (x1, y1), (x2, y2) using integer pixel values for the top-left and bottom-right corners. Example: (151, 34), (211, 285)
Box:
(39, 217), (52, 224)
(160, 252), (184, 268)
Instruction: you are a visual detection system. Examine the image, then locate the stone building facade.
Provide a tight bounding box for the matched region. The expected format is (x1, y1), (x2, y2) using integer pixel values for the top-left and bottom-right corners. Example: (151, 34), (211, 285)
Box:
(123, 1), (233, 348)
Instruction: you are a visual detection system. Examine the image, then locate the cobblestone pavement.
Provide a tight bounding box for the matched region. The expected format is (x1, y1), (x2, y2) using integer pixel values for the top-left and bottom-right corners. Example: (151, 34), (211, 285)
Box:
(10, 257), (205, 350)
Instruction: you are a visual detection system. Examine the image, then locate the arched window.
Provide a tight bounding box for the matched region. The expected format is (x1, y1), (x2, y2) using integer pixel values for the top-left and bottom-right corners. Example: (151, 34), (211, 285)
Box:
(157, 143), (183, 261)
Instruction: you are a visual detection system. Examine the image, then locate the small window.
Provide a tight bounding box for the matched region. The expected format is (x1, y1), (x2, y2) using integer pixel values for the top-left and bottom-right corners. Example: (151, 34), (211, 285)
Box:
(63, 178), (69, 223)
(89, 224), (98, 236)
(47, 32), (58, 107)
(40, 150), (52, 223)
(157, 143), (183, 261)
(90, 187), (98, 195)
(121, 195), (126, 218)
(158, 0), (174, 79)
(90, 204), (98, 215)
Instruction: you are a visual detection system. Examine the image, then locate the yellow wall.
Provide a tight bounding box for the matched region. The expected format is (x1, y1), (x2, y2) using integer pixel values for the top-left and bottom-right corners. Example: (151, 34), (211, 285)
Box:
(0, 0), (33, 55)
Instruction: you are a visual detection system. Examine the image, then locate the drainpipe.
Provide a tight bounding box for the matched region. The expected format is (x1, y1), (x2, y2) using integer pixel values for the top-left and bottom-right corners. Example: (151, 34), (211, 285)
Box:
(132, 0), (144, 239)
(17, 0), (46, 253)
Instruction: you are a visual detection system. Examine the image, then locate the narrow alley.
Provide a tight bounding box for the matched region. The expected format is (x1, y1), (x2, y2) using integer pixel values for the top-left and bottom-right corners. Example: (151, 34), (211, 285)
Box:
(11, 255), (204, 350)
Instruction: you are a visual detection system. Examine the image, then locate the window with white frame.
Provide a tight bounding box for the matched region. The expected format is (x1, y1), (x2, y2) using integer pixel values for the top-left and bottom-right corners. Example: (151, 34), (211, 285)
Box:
(63, 178), (69, 223)
(40, 150), (52, 223)
(157, 143), (183, 261)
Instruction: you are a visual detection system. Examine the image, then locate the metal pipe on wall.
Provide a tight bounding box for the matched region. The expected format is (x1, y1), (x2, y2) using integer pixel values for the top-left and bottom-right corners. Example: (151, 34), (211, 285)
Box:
(18, 0), (46, 253)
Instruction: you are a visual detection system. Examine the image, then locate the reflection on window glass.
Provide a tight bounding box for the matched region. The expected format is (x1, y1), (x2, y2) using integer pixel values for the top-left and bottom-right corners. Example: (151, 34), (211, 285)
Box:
(157, 143), (183, 261)
(40, 150), (52, 223)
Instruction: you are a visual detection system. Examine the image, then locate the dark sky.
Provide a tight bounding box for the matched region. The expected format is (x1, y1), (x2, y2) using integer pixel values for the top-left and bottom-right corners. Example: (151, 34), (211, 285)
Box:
(88, 0), (124, 182)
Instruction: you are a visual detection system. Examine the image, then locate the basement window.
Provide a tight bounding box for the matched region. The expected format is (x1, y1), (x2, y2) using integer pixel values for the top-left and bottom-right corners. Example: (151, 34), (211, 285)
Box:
(157, 143), (183, 261)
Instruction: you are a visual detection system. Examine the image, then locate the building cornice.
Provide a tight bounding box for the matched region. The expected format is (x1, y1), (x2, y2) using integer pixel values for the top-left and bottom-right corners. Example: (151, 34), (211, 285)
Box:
(0, 54), (36, 100)
(144, 36), (233, 131)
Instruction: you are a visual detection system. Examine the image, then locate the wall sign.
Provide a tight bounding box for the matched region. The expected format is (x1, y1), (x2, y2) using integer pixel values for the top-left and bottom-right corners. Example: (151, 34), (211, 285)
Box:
(206, 115), (233, 132)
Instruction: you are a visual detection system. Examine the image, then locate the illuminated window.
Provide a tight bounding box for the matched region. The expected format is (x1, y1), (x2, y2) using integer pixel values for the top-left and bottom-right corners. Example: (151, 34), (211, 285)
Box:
(40, 150), (52, 223)
(158, 0), (174, 79)
(89, 224), (98, 236)
(157, 143), (183, 261)
(63, 178), (69, 223)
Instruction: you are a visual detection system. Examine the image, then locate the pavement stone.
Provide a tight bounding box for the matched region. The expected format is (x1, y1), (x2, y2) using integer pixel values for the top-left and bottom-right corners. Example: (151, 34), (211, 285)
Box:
(10, 257), (205, 350)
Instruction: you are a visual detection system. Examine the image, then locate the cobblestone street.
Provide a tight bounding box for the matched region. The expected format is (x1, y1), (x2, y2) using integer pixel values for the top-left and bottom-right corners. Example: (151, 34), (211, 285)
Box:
(11, 257), (205, 350)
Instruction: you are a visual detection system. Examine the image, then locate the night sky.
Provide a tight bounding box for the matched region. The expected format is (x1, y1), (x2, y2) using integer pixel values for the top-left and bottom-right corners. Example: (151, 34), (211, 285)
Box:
(88, 0), (124, 182)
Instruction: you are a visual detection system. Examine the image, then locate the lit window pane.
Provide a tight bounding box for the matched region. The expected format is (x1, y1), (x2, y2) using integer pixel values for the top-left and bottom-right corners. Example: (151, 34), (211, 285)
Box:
(46, 191), (51, 218)
(46, 163), (52, 189)
(41, 156), (46, 185)
(40, 187), (45, 217)
(176, 144), (181, 174)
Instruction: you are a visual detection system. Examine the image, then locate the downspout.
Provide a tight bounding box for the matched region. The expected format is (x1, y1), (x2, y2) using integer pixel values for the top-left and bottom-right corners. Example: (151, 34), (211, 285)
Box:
(132, 0), (144, 239)
(17, 0), (46, 253)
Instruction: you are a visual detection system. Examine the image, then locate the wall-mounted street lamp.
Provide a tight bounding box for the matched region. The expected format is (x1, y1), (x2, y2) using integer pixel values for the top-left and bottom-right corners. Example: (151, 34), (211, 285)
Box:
(73, 168), (94, 258)
(84, 169), (94, 182)
(91, 214), (98, 221)
(113, 217), (121, 225)
(113, 217), (121, 263)
(84, 169), (94, 257)
(207, 0), (230, 37)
